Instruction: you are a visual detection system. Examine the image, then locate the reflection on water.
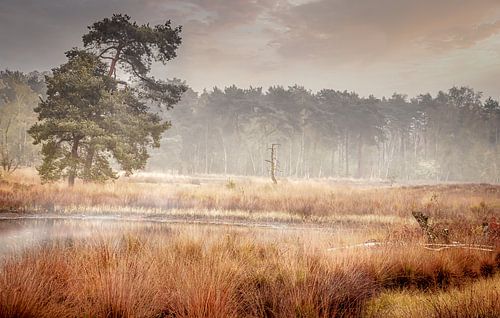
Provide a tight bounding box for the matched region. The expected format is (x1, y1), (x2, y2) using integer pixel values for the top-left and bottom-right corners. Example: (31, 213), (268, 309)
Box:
(0, 215), (345, 260)
(0, 218), (176, 259)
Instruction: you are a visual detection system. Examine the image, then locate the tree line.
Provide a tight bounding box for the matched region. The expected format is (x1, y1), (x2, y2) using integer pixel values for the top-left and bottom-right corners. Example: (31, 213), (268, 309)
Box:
(0, 70), (46, 175)
(149, 85), (500, 183)
(2, 72), (499, 183)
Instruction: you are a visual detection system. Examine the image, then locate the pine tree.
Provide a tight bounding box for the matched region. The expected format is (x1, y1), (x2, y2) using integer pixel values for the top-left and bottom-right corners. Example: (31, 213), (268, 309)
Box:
(29, 50), (168, 186)
(29, 13), (186, 186)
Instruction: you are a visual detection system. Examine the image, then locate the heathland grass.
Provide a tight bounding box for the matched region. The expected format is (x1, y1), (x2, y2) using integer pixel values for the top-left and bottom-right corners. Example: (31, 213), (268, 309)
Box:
(0, 169), (499, 317)
(0, 224), (499, 318)
(366, 274), (500, 318)
(1, 170), (499, 224)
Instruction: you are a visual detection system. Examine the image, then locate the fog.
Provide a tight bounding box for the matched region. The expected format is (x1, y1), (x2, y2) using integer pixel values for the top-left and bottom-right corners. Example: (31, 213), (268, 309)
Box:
(1, 1), (499, 184)
(146, 85), (500, 183)
(1, 71), (499, 183)
(1, 3), (499, 316)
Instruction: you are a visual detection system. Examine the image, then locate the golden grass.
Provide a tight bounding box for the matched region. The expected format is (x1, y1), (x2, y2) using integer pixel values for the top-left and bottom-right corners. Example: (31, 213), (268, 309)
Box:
(0, 224), (499, 318)
(1, 170), (500, 317)
(367, 274), (500, 318)
(1, 170), (499, 225)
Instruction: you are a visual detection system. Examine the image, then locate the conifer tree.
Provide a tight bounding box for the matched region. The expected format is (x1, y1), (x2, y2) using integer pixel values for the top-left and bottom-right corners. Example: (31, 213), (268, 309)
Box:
(29, 50), (169, 185)
(29, 14), (186, 186)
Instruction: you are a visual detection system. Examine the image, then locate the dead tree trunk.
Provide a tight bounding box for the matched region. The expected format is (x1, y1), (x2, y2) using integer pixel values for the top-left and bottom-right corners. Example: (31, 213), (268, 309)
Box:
(412, 211), (450, 243)
(266, 144), (279, 184)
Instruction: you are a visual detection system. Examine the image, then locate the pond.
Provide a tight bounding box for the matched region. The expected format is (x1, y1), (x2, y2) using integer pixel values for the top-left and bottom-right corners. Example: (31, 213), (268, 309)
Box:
(0, 214), (342, 259)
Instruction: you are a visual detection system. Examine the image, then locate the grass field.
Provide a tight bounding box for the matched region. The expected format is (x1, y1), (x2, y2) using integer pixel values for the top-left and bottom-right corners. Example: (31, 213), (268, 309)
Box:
(0, 170), (499, 317)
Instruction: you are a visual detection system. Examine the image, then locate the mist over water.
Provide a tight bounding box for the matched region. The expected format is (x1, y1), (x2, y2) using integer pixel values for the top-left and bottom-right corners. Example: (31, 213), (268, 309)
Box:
(0, 219), (159, 259)
(0, 217), (338, 259)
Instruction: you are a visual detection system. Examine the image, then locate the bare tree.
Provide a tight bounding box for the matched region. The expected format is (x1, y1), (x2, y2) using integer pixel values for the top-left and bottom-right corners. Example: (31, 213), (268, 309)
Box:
(266, 144), (279, 184)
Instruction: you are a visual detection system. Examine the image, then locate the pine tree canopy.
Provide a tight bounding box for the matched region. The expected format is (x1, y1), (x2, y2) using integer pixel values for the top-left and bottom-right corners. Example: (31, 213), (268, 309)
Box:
(29, 13), (186, 186)
(83, 13), (186, 109)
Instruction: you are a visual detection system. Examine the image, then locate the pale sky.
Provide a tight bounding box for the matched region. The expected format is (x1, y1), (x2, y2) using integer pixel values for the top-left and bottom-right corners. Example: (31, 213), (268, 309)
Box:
(1, 0), (500, 99)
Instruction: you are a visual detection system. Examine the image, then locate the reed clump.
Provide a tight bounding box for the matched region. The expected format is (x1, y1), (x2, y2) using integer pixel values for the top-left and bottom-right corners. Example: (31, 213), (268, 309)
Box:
(0, 226), (499, 318)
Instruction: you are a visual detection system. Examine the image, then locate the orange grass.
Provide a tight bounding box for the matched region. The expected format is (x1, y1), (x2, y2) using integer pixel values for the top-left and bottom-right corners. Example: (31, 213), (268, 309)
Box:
(1, 170), (499, 317)
(0, 224), (499, 318)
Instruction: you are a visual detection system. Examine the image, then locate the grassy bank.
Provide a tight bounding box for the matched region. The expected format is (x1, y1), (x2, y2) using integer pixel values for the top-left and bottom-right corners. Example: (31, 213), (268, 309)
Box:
(1, 170), (499, 317)
(0, 225), (499, 318)
(1, 170), (499, 224)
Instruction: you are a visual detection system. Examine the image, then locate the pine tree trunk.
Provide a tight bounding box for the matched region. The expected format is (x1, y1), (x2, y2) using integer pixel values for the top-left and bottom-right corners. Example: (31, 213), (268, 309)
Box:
(205, 124), (209, 174)
(107, 46), (123, 78)
(330, 147), (335, 177)
(68, 138), (80, 187)
(339, 136), (343, 177)
(345, 130), (349, 177)
(83, 144), (95, 182)
(357, 133), (363, 178)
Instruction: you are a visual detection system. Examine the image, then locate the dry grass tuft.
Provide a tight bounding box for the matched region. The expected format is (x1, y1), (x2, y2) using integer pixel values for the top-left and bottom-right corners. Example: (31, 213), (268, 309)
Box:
(0, 226), (499, 317)
(1, 170), (500, 317)
(1, 170), (499, 228)
(367, 273), (500, 318)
